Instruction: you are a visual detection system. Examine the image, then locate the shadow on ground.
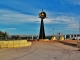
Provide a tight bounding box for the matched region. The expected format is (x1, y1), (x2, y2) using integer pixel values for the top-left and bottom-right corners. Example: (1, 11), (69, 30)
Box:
(58, 41), (77, 47)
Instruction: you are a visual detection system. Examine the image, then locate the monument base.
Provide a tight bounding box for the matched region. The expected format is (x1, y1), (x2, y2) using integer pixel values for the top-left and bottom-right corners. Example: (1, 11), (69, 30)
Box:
(39, 39), (49, 41)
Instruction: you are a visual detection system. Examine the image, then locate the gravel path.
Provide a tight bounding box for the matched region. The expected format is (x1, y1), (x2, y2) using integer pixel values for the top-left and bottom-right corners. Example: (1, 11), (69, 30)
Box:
(0, 41), (80, 60)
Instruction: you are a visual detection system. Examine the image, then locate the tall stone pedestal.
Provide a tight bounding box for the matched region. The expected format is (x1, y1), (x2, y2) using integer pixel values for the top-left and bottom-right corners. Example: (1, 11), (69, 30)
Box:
(39, 18), (45, 39)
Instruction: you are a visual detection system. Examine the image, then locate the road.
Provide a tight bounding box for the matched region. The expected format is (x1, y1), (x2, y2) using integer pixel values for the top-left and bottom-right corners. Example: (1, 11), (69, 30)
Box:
(0, 41), (80, 60)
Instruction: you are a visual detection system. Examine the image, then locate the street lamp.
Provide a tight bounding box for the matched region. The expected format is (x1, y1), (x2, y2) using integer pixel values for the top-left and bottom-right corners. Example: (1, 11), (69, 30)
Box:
(53, 28), (54, 36)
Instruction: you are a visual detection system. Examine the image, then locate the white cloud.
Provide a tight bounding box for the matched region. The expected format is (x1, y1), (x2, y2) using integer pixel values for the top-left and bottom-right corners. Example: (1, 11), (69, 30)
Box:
(0, 9), (79, 30)
(0, 9), (62, 24)
(47, 10), (80, 28)
(67, 0), (80, 5)
(59, 0), (80, 5)
(0, 9), (40, 24)
(0, 28), (16, 32)
(6, 28), (16, 30)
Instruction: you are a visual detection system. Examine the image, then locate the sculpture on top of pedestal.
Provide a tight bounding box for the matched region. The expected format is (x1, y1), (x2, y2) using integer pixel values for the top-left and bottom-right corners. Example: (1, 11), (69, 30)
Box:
(39, 9), (47, 39)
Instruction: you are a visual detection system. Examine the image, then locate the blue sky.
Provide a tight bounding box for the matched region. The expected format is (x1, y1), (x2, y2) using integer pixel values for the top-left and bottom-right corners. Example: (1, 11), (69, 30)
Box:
(0, 0), (80, 35)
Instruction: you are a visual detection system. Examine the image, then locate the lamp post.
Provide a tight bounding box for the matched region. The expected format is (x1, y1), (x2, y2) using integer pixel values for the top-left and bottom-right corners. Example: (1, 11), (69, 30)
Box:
(53, 28), (54, 36)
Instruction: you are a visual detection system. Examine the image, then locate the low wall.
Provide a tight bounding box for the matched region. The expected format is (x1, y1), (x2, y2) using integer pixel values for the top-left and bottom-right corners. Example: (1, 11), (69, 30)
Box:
(0, 40), (32, 48)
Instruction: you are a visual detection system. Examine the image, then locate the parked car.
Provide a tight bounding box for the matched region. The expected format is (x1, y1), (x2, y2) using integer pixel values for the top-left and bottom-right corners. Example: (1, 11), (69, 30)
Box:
(72, 36), (80, 40)
(77, 36), (80, 40)
(72, 37), (77, 40)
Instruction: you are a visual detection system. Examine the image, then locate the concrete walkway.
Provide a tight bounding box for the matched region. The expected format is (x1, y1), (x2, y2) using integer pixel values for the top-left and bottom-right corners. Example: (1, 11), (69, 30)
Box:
(0, 41), (80, 60)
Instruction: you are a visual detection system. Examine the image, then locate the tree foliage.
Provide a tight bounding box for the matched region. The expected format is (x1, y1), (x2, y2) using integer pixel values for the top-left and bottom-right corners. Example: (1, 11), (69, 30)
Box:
(0, 31), (9, 40)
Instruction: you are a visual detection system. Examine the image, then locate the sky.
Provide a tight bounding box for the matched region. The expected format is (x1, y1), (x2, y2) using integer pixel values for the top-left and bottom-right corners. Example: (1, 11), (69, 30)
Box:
(0, 0), (80, 35)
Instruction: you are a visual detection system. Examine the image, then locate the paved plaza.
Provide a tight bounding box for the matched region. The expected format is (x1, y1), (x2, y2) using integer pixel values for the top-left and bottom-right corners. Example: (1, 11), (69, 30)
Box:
(0, 41), (80, 60)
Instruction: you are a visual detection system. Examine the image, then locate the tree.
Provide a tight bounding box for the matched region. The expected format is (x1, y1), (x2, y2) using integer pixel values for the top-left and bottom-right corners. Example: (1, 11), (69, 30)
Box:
(16, 35), (21, 40)
(3, 32), (8, 40)
(0, 31), (3, 40)
(0, 31), (9, 40)
(11, 35), (16, 40)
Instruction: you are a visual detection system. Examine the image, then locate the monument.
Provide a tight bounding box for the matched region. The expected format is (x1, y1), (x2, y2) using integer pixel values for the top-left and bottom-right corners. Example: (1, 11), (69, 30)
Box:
(39, 9), (46, 39)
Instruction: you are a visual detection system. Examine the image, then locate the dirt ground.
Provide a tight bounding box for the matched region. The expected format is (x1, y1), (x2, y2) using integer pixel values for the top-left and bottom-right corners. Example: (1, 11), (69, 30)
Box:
(61, 40), (77, 44)
(0, 40), (80, 60)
